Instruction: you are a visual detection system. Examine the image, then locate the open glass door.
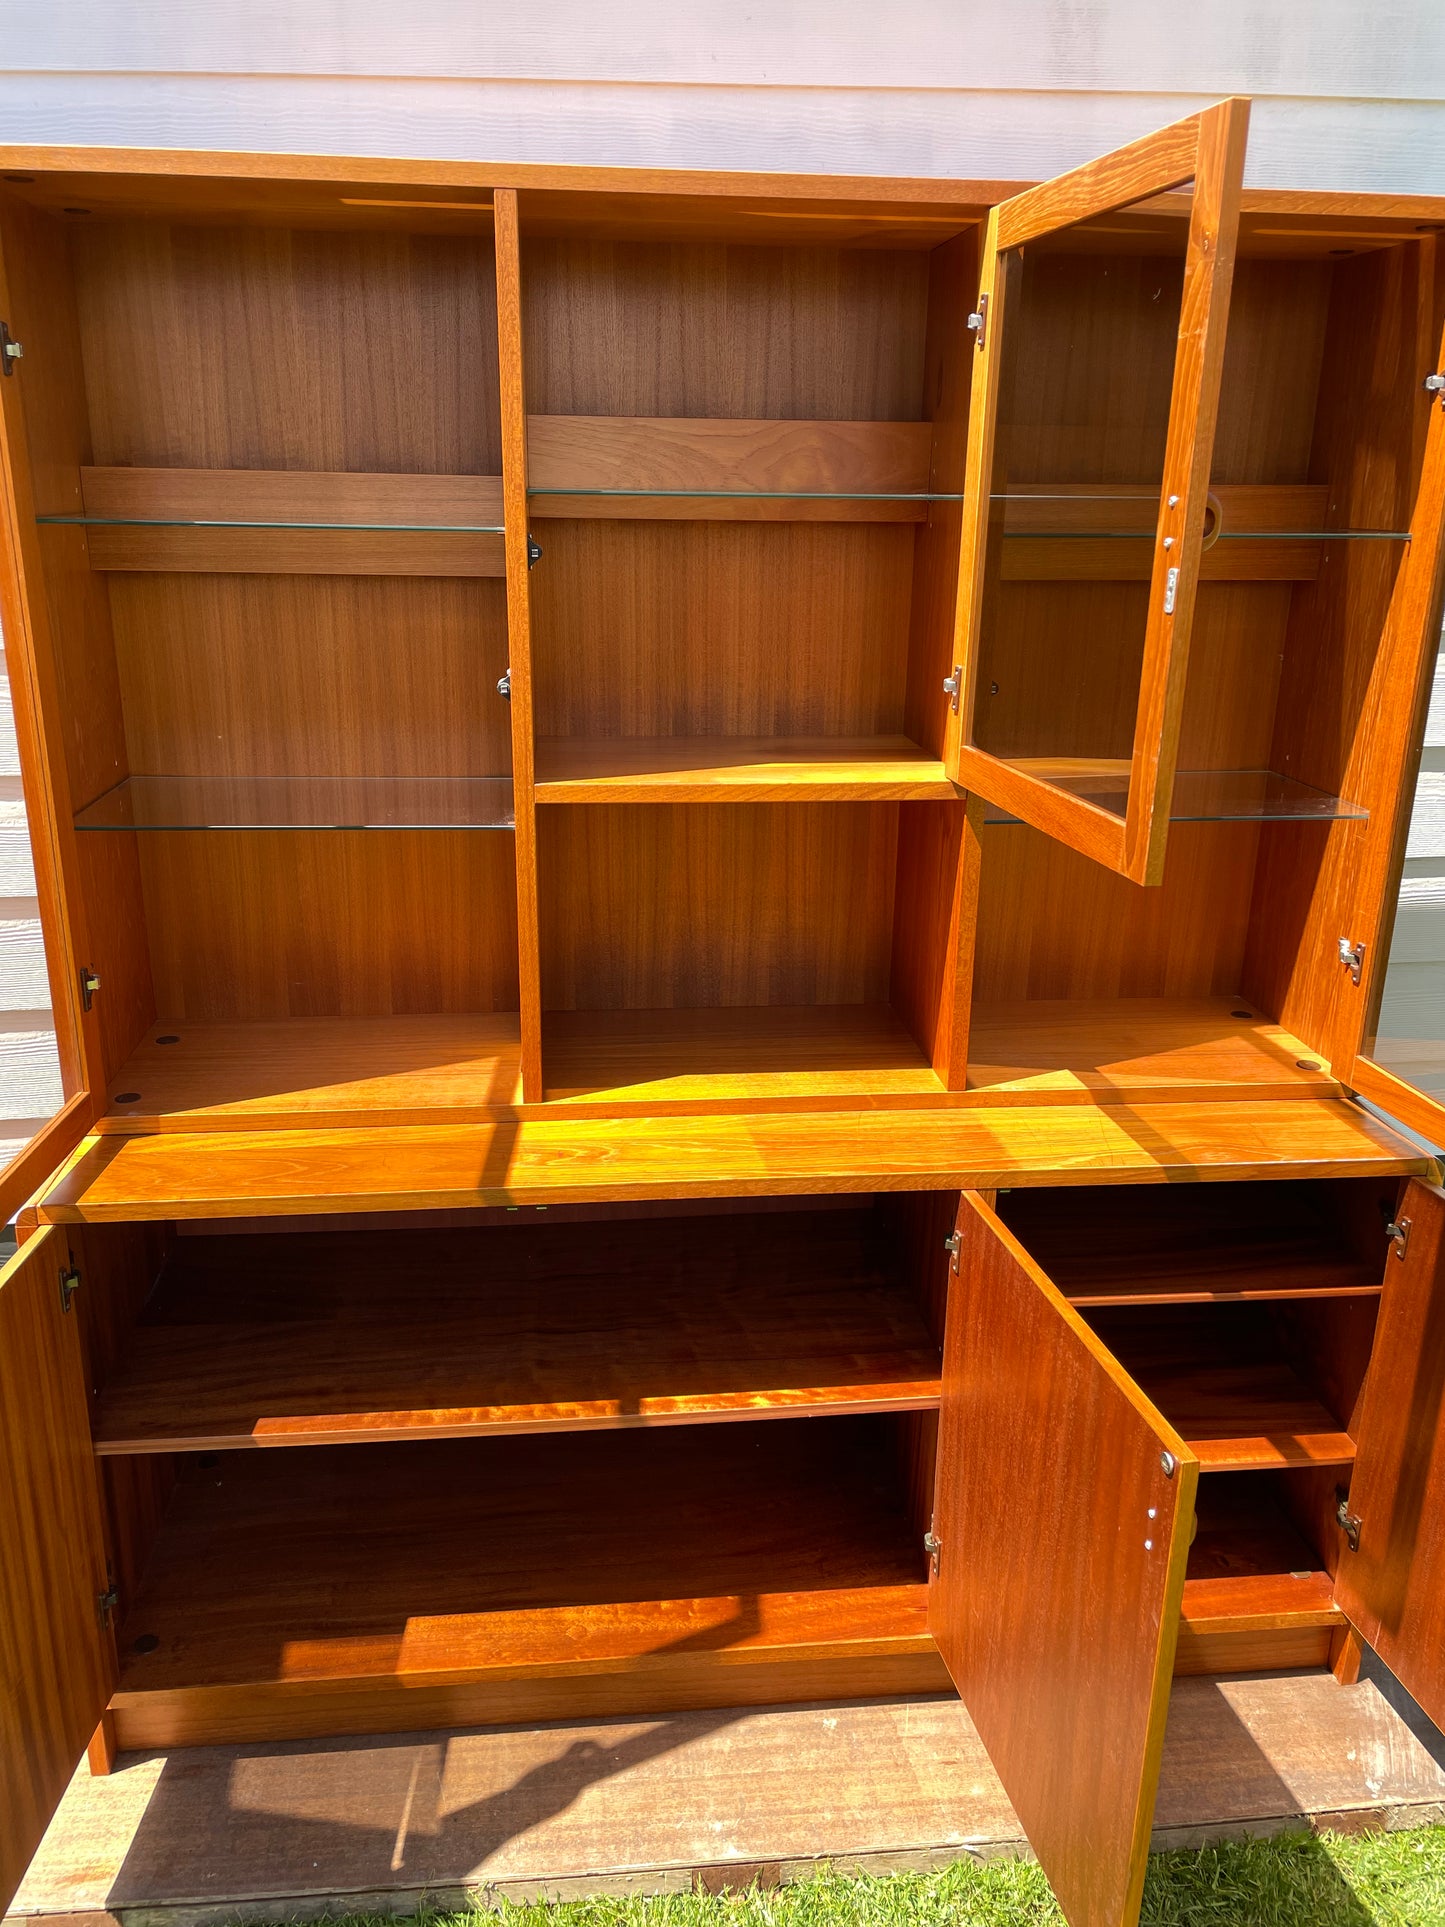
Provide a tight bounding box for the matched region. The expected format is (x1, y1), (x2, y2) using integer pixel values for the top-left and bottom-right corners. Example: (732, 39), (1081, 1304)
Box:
(947, 100), (1249, 885)
(929, 1192), (1198, 1927)
(1333, 1179), (1445, 1726)
(0, 1224), (115, 1913)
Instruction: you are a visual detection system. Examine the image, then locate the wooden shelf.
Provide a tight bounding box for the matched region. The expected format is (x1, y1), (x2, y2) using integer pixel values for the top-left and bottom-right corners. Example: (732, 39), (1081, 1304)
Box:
(1175, 1475), (1344, 1672)
(534, 735), (955, 803)
(999, 1181), (1385, 1304)
(542, 1005), (945, 1112)
(1089, 1307), (1358, 1472)
(92, 1211), (942, 1453)
(109, 1421), (943, 1746)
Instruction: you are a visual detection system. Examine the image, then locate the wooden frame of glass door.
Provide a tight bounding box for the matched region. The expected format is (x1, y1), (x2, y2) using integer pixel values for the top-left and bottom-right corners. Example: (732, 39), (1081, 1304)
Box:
(947, 99), (1250, 886)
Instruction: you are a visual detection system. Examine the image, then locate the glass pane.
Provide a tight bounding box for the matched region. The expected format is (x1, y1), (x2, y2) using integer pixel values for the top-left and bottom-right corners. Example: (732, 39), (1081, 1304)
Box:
(981, 768), (1369, 826)
(970, 189), (1198, 821)
(1365, 629), (1445, 1102)
(74, 775), (516, 832)
(36, 514), (506, 532)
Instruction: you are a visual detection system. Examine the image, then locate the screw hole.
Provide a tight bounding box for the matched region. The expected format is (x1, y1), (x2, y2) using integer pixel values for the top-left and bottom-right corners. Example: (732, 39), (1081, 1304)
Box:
(155, 1034), (180, 1045)
(1230, 1009), (1252, 1019)
(1296, 1059), (1323, 1071)
(133, 1633), (160, 1655)
(114, 1091), (141, 1103)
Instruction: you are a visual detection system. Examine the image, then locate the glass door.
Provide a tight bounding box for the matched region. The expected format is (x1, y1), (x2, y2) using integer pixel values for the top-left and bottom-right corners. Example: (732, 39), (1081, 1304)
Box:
(947, 100), (1250, 884)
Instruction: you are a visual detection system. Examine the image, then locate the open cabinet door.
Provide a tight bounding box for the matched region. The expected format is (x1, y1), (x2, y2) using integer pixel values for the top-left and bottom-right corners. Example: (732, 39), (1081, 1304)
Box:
(929, 1192), (1198, 1927)
(947, 99), (1249, 886)
(0, 1225), (115, 1913)
(1333, 1179), (1445, 1725)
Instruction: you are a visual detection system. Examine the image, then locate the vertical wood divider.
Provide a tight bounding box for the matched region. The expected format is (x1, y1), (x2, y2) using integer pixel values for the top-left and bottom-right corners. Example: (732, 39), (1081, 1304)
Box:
(494, 190), (545, 1101)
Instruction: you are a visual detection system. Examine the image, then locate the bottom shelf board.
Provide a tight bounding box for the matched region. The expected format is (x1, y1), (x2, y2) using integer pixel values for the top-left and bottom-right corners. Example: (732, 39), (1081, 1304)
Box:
(93, 997), (1342, 1132)
(111, 1421), (938, 1745)
(1176, 1475), (1345, 1673)
(92, 1210), (942, 1452)
(1086, 1305), (1360, 1472)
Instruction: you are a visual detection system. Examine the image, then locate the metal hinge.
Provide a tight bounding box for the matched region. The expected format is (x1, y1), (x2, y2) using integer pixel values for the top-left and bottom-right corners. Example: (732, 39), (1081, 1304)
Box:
(1163, 565), (1180, 615)
(79, 964), (100, 1010)
(0, 320), (22, 375)
(1386, 1215), (1412, 1260)
(924, 1528), (942, 1576)
(496, 668), (511, 701)
(526, 533), (542, 569)
(58, 1263), (80, 1313)
(1426, 371), (1445, 404)
(944, 1229), (961, 1273)
(1336, 1489), (1362, 1553)
(966, 294), (988, 349)
(97, 1584), (118, 1628)
(942, 665), (962, 713)
(1338, 937), (1366, 986)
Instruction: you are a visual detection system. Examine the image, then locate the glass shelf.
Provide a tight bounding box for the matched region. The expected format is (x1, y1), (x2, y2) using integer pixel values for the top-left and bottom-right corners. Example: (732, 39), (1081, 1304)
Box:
(74, 775), (516, 832)
(38, 515), (507, 533)
(982, 769), (1368, 825)
(526, 488), (964, 503)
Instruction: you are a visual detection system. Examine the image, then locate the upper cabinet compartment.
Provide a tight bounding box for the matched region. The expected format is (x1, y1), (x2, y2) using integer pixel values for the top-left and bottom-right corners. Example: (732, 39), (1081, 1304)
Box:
(950, 100), (1251, 884)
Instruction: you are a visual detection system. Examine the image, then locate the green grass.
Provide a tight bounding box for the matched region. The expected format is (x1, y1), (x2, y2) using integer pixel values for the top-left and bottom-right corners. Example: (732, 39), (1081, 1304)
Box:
(312, 1828), (1445, 1927)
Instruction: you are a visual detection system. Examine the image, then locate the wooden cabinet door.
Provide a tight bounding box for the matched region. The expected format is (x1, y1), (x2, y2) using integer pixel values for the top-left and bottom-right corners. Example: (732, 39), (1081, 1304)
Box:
(929, 1192), (1199, 1927)
(947, 100), (1248, 886)
(0, 1225), (114, 1914)
(1334, 1179), (1445, 1726)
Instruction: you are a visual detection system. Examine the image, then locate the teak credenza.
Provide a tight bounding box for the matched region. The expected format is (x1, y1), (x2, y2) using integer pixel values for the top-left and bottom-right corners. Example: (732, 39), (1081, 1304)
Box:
(3, 98), (1445, 1927)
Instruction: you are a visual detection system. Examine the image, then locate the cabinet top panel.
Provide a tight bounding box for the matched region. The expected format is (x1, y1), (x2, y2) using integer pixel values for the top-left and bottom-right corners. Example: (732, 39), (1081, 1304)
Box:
(35, 1098), (1435, 1225)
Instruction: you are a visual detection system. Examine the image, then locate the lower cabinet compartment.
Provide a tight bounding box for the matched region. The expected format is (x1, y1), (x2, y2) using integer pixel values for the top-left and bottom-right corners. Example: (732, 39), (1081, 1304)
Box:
(1177, 1472), (1346, 1673)
(107, 1418), (949, 1749)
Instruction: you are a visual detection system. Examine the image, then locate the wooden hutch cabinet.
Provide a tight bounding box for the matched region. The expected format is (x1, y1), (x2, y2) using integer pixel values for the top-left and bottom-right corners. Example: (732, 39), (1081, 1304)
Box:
(4, 99), (1445, 1927)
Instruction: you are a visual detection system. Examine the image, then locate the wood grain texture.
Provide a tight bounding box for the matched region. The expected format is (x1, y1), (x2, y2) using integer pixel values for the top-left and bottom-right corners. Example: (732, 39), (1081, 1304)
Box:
(889, 797), (976, 1090)
(536, 803), (897, 1010)
(1333, 1179), (1445, 1733)
(134, 832), (520, 1022)
(496, 189), (545, 1103)
(997, 1178), (1388, 1305)
(929, 1191), (1197, 1927)
(0, 1227), (113, 1918)
(994, 107), (1211, 253)
(996, 484), (1328, 581)
(108, 573), (511, 779)
(78, 467), (505, 575)
(36, 1099), (1432, 1223)
(534, 735), (952, 803)
(108, 1421), (935, 1747)
(527, 415), (931, 520)
(90, 1211), (941, 1451)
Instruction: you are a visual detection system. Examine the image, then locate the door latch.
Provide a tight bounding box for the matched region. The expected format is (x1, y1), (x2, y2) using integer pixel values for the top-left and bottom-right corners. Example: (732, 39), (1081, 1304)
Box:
(97, 1584), (119, 1628)
(1338, 936), (1366, 986)
(1336, 1489), (1362, 1553)
(923, 1529), (942, 1576)
(1426, 371), (1445, 405)
(944, 1229), (961, 1273)
(943, 665), (962, 713)
(79, 965), (100, 1010)
(58, 1264), (80, 1313)
(1386, 1215), (1412, 1260)
(966, 295), (988, 349)
(496, 668), (511, 701)
(0, 320), (22, 375)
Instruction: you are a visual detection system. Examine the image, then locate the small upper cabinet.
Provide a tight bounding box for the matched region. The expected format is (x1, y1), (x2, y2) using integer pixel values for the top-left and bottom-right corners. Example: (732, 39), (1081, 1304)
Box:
(947, 100), (1251, 884)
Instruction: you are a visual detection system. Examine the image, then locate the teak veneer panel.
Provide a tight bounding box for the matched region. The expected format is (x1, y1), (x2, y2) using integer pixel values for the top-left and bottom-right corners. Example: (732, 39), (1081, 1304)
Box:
(534, 735), (953, 802)
(91, 1213), (943, 1451)
(39, 1099), (1430, 1226)
(108, 1422), (941, 1748)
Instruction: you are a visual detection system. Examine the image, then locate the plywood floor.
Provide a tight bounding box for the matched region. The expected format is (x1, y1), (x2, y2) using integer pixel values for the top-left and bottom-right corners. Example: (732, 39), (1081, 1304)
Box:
(11, 1671), (1445, 1926)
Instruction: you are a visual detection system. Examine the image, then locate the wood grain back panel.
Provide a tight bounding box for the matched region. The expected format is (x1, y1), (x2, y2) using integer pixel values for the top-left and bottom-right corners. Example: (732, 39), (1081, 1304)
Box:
(72, 223), (501, 473)
(0, 1226), (114, 1916)
(107, 574), (511, 778)
(520, 239), (929, 420)
(930, 1192), (1197, 1927)
(137, 832), (520, 1021)
(1334, 1179), (1445, 1730)
(537, 802), (897, 1010)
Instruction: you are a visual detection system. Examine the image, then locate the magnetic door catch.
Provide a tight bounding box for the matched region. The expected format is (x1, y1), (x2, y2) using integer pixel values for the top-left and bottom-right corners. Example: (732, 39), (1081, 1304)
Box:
(1163, 565), (1180, 614)
(1336, 1490), (1362, 1553)
(1426, 372), (1445, 403)
(58, 1264), (80, 1313)
(923, 1528), (942, 1576)
(1386, 1215), (1412, 1260)
(943, 666), (962, 713)
(966, 295), (988, 348)
(1338, 937), (1366, 986)
(526, 534), (542, 568)
(0, 321), (22, 374)
(97, 1585), (119, 1628)
(944, 1229), (961, 1272)
(79, 965), (100, 1010)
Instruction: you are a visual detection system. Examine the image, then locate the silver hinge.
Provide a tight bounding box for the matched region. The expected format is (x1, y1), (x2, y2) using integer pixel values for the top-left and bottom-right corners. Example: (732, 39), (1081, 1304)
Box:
(942, 665), (962, 713)
(0, 321), (22, 375)
(923, 1528), (942, 1576)
(1426, 372), (1445, 404)
(1386, 1215), (1412, 1260)
(526, 533), (542, 569)
(58, 1264), (80, 1313)
(1336, 1489), (1362, 1553)
(944, 1229), (961, 1272)
(1338, 936), (1366, 986)
(79, 964), (100, 1010)
(496, 668), (511, 701)
(1163, 565), (1180, 615)
(97, 1584), (118, 1628)
(966, 294), (988, 348)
